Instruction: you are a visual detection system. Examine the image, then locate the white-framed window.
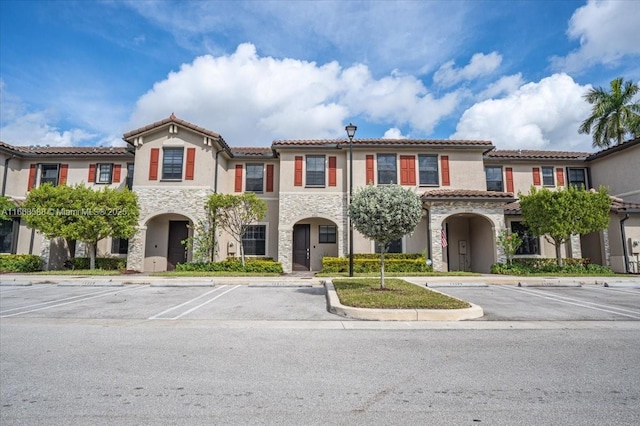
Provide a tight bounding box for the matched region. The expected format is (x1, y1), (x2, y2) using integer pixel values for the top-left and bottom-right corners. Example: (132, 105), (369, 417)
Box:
(418, 155), (439, 186)
(318, 225), (337, 243)
(162, 147), (183, 180)
(306, 155), (326, 187)
(485, 166), (503, 191)
(568, 168), (587, 189)
(511, 221), (539, 255)
(377, 154), (397, 184)
(374, 238), (403, 253)
(111, 238), (128, 254)
(542, 166), (554, 186)
(40, 164), (59, 186)
(96, 163), (113, 184)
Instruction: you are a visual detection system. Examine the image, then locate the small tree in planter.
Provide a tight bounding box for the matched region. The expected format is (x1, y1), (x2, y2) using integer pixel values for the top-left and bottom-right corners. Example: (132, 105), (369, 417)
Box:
(348, 185), (422, 289)
(497, 229), (523, 265)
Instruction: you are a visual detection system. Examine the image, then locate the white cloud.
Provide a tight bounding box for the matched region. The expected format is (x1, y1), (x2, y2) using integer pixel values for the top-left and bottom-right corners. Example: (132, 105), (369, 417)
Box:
(382, 128), (407, 139)
(477, 73), (525, 100)
(551, 0), (640, 72)
(130, 43), (460, 145)
(452, 73), (594, 151)
(434, 52), (502, 87)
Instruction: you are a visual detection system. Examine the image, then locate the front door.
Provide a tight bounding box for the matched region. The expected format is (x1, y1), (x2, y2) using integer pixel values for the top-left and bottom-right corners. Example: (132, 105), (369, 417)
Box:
(293, 224), (310, 271)
(167, 220), (189, 270)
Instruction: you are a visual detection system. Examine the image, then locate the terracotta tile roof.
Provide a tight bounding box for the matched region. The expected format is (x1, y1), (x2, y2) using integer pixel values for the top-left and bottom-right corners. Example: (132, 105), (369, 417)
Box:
(422, 189), (516, 202)
(504, 201), (522, 215)
(273, 138), (493, 148)
(485, 149), (591, 160)
(122, 113), (232, 154)
(504, 198), (640, 215)
(231, 147), (276, 158)
(0, 141), (133, 157)
(586, 136), (640, 161)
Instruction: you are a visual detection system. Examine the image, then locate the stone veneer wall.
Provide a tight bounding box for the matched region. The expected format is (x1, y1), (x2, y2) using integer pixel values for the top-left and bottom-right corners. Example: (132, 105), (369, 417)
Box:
(277, 192), (346, 273)
(126, 187), (212, 271)
(428, 202), (507, 272)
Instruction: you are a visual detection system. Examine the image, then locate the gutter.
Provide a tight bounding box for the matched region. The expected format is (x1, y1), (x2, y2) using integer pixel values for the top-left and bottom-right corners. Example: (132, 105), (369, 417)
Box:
(2, 155), (15, 196)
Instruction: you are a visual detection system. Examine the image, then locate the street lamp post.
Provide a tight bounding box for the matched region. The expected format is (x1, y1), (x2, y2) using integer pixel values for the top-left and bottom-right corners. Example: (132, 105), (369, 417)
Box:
(345, 123), (357, 277)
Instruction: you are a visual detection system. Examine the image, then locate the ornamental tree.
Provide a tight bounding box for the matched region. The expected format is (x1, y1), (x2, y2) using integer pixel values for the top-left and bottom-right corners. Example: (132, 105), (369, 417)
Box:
(519, 186), (611, 267)
(207, 192), (267, 266)
(348, 184), (423, 289)
(497, 229), (523, 265)
(22, 184), (139, 269)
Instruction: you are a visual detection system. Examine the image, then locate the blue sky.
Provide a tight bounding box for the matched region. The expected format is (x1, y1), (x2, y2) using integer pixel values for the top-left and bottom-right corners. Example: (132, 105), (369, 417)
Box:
(1, 0), (639, 152)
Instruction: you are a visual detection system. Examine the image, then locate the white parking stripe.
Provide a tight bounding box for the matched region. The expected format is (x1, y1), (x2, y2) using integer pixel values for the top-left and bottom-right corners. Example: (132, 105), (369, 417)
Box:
(148, 286), (227, 319)
(0, 284), (49, 294)
(0, 287), (123, 314)
(497, 285), (640, 319)
(169, 285), (241, 320)
(521, 287), (640, 315)
(0, 285), (145, 318)
(580, 286), (640, 296)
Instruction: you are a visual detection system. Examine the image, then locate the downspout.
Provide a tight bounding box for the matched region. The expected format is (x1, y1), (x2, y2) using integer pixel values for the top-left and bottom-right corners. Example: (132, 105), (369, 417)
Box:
(2, 155), (15, 196)
(29, 163), (41, 255)
(213, 148), (225, 194)
(424, 208), (431, 265)
(620, 213), (630, 274)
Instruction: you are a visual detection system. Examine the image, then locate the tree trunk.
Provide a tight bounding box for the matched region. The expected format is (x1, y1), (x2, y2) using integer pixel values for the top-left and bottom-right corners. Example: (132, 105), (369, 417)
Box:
(88, 242), (96, 270)
(239, 238), (245, 267)
(380, 251), (386, 290)
(555, 241), (563, 268)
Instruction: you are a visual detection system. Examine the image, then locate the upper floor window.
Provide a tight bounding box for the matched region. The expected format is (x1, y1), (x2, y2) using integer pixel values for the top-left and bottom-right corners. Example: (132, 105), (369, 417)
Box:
(245, 164), (264, 192)
(542, 166), (554, 186)
(40, 164), (59, 186)
(485, 166), (503, 191)
(96, 164), (113, 184)
(512, 221), (539, 255)
(306, 155), (325, 187)
(568, 168), (587, 189)
(377, 154), (397, 184)
(319, 225), (337, 243)
(418, 155), (439, 186)
(126, 163), (134, 190)
(242, 225), (266, 256)
(162, 148), (183, 180)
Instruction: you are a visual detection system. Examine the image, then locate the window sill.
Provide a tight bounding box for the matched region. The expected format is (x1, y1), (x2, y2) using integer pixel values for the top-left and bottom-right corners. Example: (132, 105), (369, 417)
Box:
(305, 185), (326, 189)
(160, 179), (183, 182)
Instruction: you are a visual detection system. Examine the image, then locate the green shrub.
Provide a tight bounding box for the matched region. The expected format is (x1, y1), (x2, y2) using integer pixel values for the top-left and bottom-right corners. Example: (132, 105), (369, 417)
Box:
(490, 258), (614, 275)
(175, 259), (283, 273)
(70, 257), (126, 270)
(0, 254), (43, 272)
(321, 256), (433, 273)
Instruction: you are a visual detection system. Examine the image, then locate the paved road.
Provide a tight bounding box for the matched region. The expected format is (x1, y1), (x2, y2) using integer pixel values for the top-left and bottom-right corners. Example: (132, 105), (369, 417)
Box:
(1, 280), (639, 425)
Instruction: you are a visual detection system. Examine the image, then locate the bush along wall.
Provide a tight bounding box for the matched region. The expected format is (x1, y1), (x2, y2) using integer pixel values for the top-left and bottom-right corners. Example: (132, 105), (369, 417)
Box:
(321, 254), (433, 274)
(175, 259), (284, 274)
(0, 254), (43, 272)
(70, 257), (127, 270)
(491, 258), (614, 275)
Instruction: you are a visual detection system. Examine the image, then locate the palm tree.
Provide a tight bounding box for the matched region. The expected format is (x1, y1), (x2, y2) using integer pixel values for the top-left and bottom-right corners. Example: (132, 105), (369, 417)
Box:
(579, 77), (640, 148)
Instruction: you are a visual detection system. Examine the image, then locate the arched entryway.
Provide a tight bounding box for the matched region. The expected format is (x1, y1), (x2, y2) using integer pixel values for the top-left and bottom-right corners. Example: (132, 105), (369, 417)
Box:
(143, 213), (193, 272)
(442, 213), (495, 273)
(292, 217), (339, 271)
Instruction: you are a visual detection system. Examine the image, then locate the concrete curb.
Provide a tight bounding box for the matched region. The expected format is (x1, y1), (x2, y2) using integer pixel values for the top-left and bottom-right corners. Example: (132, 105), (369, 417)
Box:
(58, 280), (125, 287)
(518, 280), (582, 287)
(323, 280), (483, 321)
(602, 282), (640, 288)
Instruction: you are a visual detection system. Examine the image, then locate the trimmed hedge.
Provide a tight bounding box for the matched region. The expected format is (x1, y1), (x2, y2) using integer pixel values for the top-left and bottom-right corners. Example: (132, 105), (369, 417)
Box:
(321, 256), (433, 274)
(0, 254), (43, 272)
(176, 259), (283, 273)
(70, 257), (127, 270)
(491, 258), (614, 275)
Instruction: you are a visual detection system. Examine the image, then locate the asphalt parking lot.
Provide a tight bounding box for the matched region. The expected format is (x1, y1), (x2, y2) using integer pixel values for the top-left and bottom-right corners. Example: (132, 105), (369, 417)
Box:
(1, 280), (639, 322)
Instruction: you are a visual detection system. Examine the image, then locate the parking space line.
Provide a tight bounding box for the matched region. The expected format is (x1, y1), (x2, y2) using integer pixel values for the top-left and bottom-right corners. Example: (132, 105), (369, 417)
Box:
(0, 285), (146, 318)
(581, 286), (640, 296)
(0, 284), (50, 294)
(496, 285), (640, 319)
(149, 285), (229, 319)
(519, 287), (640, 316)
(0, 287), (126, 314)
(170, 285), (241, 320)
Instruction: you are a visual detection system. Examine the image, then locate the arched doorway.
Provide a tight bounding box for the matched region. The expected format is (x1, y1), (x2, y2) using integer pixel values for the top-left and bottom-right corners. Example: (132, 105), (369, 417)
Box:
(292, 217), (339, 271)
(143, 213), (193, 272)
(442, 213), (495, 273)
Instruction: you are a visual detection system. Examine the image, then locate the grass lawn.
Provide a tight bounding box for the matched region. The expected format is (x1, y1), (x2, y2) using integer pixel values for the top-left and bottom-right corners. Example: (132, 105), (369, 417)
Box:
(332, 278), (470, 309)
(24, 269), (123, 276)
(151, 271), (281, 277)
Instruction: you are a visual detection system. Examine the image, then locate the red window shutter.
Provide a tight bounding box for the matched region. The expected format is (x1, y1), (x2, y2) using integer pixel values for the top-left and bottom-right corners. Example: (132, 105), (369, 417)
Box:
(294, 156), (303, 186)
(235, 164), (243, 192)
(266, 164), (274, 192)
(505, 167), (514, 193)
(28, 165), (37, 190)
(149, 148), (159, 180)
(88, 164), (97, 182)
(366, 155), (374, 184)
(400, 155), (416, 185)
(58, 164), (68, 185)
(113, 164), (122, 183)
(556, 168), (565, 186)
(328, 156), (337, 186)
(441, 155), (450, 186)
(532, 167), (541, 186)
(185, 148), (196, 180)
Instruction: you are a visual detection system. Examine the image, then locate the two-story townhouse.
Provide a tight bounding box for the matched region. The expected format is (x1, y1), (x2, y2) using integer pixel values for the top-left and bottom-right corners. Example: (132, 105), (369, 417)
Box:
(2, 115), (639, 274)
(0, 141), (134, 268)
